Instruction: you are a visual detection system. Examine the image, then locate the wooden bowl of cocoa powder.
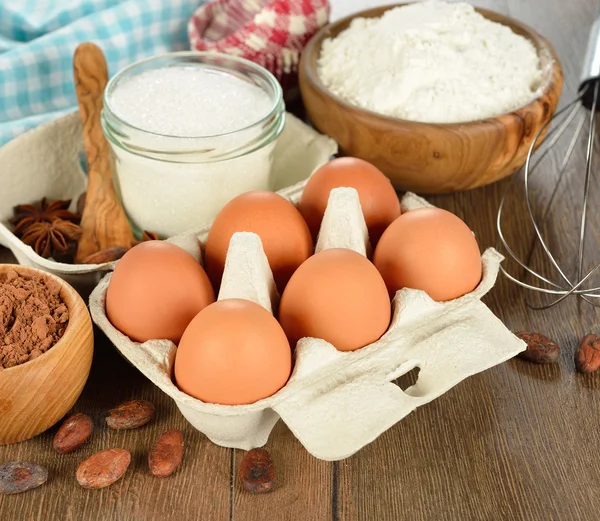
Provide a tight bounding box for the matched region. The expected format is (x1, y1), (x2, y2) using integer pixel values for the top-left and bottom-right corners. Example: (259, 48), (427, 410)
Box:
(0, 265), (93, 444)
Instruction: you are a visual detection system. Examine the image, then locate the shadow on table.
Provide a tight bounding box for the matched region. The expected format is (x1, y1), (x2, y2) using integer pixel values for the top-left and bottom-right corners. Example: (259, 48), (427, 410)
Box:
(508, 358), (562, 382)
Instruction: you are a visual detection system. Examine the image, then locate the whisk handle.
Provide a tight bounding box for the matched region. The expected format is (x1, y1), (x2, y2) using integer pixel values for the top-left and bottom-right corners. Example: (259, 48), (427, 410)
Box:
(581, 15), (600, 110)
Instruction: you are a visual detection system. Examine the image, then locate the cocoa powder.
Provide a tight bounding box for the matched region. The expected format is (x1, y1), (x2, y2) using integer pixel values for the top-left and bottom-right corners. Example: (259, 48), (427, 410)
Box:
(0, 269), (69, 370)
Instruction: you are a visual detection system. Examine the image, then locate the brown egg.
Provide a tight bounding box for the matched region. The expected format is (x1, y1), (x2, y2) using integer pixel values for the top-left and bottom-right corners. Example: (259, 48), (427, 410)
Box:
(106, 241), (215, 343)
(373, 208), (483, 302)
(205, 191), (313, 292)
(174, 299), (292, 405)
(298, 157), (401, 245)
(278, 248), (391, 352)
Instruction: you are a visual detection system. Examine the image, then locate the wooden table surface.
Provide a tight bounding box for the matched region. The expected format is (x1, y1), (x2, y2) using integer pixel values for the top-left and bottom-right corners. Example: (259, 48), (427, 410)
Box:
(1, 0), (599, 519)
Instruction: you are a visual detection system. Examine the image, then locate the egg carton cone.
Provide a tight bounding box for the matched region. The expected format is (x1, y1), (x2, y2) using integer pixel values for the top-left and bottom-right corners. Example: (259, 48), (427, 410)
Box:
(315, 187), (371, 256)
(0, 110), (337, 293)
(89, 187), (526, 461)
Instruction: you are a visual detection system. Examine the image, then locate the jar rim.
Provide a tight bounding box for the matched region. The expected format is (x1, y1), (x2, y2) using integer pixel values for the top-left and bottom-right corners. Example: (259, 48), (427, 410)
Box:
(103, 51), (284, 140)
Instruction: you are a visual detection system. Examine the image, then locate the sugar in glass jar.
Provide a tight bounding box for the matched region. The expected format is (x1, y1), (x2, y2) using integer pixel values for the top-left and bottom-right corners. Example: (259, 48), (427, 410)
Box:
(102, 52), (285, 238)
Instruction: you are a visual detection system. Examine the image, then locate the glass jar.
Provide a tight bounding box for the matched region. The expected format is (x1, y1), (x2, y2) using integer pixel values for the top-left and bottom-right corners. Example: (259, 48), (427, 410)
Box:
(102, 52), (285, 238)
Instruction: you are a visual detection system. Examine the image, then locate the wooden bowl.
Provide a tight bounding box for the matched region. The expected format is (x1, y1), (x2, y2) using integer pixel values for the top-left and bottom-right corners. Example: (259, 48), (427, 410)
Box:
(299, 5), (563, 193)
(0, 265), (94, 444)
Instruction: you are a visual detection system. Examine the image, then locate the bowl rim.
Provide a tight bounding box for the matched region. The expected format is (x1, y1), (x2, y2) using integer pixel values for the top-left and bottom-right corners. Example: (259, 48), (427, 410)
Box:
(301, 3), (563, 128)
(0, 264), (89, 374)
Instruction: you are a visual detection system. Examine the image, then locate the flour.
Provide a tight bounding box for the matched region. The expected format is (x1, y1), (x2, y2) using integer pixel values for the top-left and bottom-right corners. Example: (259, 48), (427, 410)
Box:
(318, 1), (543, 123)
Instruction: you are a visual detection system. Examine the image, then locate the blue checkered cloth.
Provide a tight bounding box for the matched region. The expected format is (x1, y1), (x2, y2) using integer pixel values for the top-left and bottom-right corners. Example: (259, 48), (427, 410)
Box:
(0, 0), (206, 146)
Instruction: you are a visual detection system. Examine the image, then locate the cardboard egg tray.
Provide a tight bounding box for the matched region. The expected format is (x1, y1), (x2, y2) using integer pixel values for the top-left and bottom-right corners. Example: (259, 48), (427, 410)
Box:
(89, 183), (526, 461)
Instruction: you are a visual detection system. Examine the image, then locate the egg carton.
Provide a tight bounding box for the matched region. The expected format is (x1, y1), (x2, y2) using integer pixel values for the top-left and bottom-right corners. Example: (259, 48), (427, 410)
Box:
(0, 110), (337, 293)
(89, 185), (526, 461)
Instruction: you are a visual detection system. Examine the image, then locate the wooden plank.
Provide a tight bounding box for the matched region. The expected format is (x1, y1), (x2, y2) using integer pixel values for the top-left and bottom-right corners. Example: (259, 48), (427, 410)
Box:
(0, 248), (231, 521)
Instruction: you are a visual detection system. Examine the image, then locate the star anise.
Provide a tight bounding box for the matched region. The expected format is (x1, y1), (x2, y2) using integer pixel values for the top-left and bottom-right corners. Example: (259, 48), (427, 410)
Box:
(10, 198), (81, 237)
(21, 219), (83, 259)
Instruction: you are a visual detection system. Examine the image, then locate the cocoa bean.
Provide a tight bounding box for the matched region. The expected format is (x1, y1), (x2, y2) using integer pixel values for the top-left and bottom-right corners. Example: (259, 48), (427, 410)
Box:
(516, 332), (560, 364)
(239, 448), (275, 494)
(106, 400), (155, 430)
(576, 334), (600, 373)
(0, 461), (48, 494)
(76, 449), (131, 489)
(148, 429), (184, 477)
(53, 413), (93, 454)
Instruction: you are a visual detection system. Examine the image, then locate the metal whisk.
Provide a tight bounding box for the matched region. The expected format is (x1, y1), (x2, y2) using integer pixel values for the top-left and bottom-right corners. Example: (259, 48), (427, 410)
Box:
(497, 16), (600, 309)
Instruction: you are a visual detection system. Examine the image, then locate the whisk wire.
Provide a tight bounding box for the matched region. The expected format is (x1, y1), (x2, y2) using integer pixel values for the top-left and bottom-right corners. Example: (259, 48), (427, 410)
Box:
(577, 81), (599, 282)
(497, 92), (587, 291)
(497, 81), (600, 309)
(540, 111), (587, 226)
(523, 114), (576, 290)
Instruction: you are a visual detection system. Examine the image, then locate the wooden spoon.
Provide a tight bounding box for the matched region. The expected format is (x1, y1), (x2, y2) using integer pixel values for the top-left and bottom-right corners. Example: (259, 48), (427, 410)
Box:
(73, 42), (134, 263)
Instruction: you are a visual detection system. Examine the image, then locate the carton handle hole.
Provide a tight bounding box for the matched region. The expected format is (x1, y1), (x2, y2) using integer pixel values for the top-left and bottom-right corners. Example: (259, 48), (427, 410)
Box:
(393, 366), (421, 392)
(386, 360), (421, 393)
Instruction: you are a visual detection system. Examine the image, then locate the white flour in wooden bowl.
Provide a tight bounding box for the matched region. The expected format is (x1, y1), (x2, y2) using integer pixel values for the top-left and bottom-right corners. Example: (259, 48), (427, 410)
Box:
(318, 1), (543, 123)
